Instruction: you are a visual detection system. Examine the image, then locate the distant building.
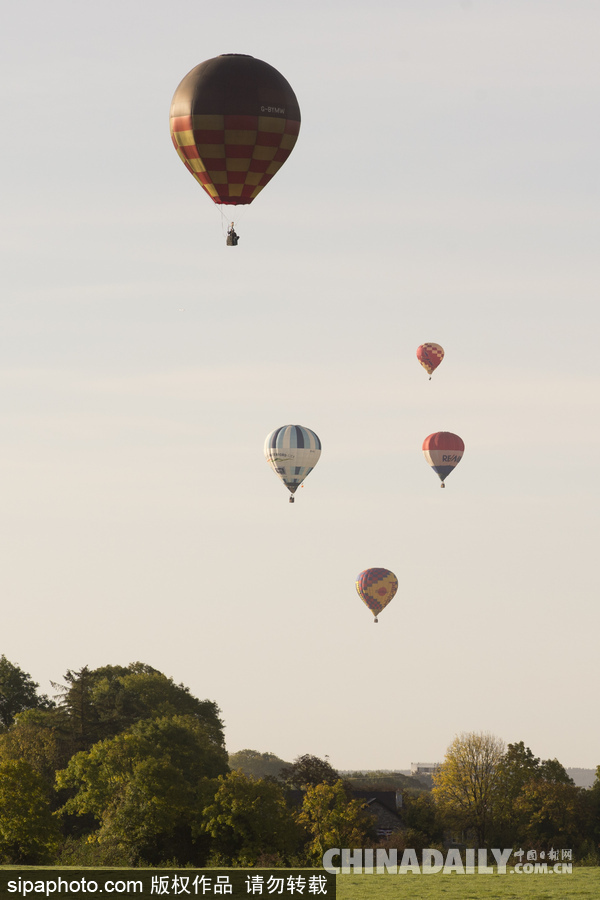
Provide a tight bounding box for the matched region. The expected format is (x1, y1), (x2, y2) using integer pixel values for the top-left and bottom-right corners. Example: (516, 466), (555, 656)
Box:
(410, 762), (441, 777)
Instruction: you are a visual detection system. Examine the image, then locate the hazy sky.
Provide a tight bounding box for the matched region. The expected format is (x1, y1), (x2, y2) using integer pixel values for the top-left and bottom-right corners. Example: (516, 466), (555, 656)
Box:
(2, 0), (599, 772)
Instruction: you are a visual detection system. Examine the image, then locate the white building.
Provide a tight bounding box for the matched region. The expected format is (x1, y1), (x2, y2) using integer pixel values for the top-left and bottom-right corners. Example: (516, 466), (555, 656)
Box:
(410, 762), (441, 776)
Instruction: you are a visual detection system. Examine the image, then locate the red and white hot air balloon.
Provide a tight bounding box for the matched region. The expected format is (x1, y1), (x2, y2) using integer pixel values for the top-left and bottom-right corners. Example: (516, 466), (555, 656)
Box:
(422, 432), (464, 488)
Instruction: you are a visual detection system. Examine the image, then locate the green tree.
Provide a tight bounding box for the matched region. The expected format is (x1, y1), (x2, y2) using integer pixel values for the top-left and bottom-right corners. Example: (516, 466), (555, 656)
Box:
(296, 780), (375, 862)
(0, 708), (63, 785)
(401, 792), (444, 845)
(203, 770), (301, 865)
(492, 742), (580, 847)
(0, 759), (60, 864)
(492, 741), (542, 843)
(432, 731), (505, 846)
(499, 742), (540, 790)
(280, 754), (343, 790)
(538, 758), (574, 784)
(51, 666), (98, 752)
(588, 766), (600, 858)
(513, 779), (590, 850)
(228, 749), (291, 781)
(56, 715), (229, 865)
(0, 656), (53, 729)
(52, 663), (225, 752)
(88, 664), (224, 743)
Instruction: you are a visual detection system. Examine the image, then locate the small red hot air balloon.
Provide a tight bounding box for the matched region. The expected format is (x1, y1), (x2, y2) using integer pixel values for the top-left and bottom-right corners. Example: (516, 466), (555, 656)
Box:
(417, 343), (444, 379)
(422, 432), (464, 488)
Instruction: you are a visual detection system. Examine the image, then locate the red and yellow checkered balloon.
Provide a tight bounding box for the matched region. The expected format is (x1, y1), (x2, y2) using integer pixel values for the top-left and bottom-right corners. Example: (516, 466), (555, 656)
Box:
(170, 55), (301, 206)
(416, 343), (444, 377)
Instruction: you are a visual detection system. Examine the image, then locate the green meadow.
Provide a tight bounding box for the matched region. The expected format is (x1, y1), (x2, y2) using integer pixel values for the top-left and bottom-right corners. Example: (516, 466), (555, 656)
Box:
(335, 868), (600, 900)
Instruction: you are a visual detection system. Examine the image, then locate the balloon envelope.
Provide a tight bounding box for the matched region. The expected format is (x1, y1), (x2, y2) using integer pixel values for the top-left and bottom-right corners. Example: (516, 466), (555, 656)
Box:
(170, 54), (301, 206)
(417, 343), (444, 376)
(356, 569), (398, 620)
(264, 425), (321, 498)
(422, 431), (464, 485)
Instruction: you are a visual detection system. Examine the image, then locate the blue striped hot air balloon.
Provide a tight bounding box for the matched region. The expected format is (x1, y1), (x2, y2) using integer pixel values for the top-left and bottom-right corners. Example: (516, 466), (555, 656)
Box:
(264, 424), (321, 503)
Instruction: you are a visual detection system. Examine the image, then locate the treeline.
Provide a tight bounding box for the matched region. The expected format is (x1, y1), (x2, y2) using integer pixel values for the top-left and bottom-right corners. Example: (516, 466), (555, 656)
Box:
(407, 732), (600, 864)
(1, 658), (599, 867)
(228, 755), (430, 795)
(0, 657), (375, 866)
(343, 771), (430, 793)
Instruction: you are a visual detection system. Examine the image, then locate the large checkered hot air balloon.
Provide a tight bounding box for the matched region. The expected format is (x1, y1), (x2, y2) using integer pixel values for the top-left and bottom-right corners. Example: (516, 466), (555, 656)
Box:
(417, 343), (444, 379)
(422, 431), (464, 488)
(264, 425), (321, 503)
(170, 54), (300, 241)
(356, 568), (398, 623)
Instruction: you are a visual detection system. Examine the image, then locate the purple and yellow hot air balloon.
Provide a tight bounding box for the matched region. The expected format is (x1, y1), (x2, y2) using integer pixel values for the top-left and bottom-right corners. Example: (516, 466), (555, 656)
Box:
(356, 568), (398, 623)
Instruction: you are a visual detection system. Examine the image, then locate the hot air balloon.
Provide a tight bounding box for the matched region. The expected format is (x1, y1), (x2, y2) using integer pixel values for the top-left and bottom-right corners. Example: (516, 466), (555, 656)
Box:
(417, 343), (444, 379)
(170, 54), (300, 242)
(356, 568), (398, 623)
(422, 432), (464, 488)
(264, 425), (321, 503)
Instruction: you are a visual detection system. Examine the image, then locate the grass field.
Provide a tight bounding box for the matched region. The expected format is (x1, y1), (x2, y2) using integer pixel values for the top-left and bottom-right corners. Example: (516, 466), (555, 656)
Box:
(335, 868), (600, 900)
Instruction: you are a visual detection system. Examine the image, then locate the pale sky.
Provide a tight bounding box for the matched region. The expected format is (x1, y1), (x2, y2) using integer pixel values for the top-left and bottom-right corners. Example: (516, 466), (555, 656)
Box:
(2, 0), (599, 772)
